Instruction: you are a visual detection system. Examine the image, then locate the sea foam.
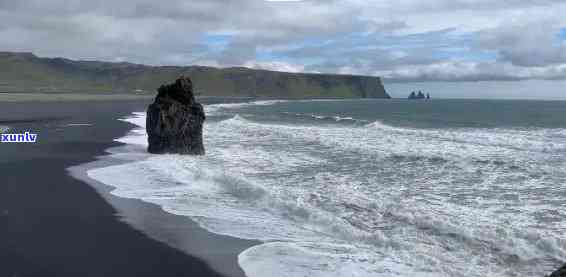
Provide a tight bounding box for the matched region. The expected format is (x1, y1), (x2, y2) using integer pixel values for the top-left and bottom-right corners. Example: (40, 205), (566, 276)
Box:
(87, 100), (566, 277)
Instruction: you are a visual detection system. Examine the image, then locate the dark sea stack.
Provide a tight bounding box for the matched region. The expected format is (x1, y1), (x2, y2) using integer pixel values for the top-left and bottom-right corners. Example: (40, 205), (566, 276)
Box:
(146, 76), (205, 155)
(408, 91), (428, 100)
(549, 264), (566, 277)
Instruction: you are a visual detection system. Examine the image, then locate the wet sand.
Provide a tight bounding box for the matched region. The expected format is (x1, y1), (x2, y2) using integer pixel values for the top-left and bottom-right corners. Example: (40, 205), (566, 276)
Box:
(0, 100), (256, 277)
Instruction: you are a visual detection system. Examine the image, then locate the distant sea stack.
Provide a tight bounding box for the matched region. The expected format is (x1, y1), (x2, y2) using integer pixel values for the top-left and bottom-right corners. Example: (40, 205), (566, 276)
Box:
(146, 76), (205, 155)
(408, 91), (430, 100)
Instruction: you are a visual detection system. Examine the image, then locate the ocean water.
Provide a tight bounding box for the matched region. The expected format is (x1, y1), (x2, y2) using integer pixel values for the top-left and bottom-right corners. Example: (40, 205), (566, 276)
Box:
(88, 99), (566, 277)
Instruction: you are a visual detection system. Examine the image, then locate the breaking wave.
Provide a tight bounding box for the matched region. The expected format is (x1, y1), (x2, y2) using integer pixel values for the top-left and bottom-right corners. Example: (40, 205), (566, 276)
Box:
(207, 100), (289, 116)
(86, 100), (566, 277)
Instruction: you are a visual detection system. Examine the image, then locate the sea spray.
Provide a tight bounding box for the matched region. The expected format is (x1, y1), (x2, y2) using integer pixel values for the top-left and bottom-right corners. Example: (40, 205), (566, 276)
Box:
(87, 99), (566, 277)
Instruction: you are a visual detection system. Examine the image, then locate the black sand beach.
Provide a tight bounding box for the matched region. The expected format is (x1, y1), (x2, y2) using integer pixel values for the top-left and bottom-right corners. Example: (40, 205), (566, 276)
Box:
(0, 100), (255, 277)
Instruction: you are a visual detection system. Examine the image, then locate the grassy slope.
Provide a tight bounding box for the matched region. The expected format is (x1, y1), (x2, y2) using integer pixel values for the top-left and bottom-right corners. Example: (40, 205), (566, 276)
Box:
(0, 52), (390, 98)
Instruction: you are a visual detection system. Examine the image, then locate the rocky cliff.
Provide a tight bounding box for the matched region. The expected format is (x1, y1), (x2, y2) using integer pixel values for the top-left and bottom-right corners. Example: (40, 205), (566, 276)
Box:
(0, 52), (390, 99)
(146, 76), (205, 155)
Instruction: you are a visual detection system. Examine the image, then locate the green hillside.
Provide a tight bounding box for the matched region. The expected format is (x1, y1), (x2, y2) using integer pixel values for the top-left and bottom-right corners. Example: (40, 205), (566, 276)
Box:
(0, 52), (390, 98)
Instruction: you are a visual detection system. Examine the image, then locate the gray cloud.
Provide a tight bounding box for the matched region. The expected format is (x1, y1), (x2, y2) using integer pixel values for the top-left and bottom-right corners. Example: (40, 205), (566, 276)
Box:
(1, 0), (566, 82)
(478, 22), (566, 67)
(383, 61), (566, 82)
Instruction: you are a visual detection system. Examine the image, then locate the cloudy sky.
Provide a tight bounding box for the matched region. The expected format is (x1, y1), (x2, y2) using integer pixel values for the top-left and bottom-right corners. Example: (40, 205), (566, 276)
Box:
(1, 0), (566, 98)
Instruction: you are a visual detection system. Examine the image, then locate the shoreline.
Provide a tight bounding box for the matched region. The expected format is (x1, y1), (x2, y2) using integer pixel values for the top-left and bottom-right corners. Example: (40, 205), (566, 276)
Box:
(0, 92), (154, 102)
(3, 98), (564, 277)
(0, 91), (393, 103)
(69, 115), (260, 277)
(0, 100), (255, 277)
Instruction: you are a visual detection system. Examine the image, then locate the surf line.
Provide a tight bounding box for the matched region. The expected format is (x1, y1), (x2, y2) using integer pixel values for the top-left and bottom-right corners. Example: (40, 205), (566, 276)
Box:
(0, 131), (38, 143)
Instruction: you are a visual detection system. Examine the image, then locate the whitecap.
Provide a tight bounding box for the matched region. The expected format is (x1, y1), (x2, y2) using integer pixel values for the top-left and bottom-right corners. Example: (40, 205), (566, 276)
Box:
(85, 106), (566, 277)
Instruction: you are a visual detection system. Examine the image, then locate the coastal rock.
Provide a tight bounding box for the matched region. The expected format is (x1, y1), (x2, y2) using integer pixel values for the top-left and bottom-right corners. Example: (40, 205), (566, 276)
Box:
(549, 264), (566, 277)
(146, 76), (205, 155)
(408, 91), (430, 100)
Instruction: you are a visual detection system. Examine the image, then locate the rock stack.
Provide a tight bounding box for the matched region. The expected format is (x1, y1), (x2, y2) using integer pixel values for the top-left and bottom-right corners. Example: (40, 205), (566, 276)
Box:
(146, 76), (205, 155)
(408, 91), (429, 100)
(549, 264), (566, 277)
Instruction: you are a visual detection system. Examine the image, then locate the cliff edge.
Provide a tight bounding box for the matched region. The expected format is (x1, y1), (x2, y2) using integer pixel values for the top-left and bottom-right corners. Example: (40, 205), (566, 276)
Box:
(0, 52), (390, 99)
